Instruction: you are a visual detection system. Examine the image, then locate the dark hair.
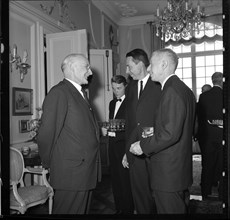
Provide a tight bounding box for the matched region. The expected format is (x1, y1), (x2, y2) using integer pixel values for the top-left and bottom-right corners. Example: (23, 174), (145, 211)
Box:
(111, 75), (127, 86)
(126, 49), (149, 68)
(211, 72), (223, 85)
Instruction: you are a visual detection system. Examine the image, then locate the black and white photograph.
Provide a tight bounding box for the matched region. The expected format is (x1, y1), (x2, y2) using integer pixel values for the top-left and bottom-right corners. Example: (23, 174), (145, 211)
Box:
(0, 0), (229, 218)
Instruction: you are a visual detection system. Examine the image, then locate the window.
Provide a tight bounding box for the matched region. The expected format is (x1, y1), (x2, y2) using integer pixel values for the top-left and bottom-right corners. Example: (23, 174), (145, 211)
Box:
(166, 21), (223, 101)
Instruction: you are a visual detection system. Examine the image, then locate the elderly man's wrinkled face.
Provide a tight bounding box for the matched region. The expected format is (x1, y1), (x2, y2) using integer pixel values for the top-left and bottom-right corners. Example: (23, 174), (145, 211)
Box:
(72, 58), (92, 85)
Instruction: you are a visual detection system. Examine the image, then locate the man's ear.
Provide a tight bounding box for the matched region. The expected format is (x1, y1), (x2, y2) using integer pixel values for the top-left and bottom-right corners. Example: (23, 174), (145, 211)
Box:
(161, 59), (168, 70)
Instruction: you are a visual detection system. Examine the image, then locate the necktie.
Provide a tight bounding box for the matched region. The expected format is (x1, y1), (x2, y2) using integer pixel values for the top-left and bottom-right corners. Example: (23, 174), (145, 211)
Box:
(139, 80), (143, 98)
(81, 88), (90, 106)
(116, 98), (122, 102)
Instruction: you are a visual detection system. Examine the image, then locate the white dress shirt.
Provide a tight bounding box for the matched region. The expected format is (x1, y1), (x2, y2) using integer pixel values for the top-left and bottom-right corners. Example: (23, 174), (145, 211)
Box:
(113, 95), (125, 118)
(138, 74), (149, 98)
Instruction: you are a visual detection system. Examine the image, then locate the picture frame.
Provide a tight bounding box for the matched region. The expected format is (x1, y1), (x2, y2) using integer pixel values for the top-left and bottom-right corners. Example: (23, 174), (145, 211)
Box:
(12, 87), (33, 116)
(19, 120), (30, 133)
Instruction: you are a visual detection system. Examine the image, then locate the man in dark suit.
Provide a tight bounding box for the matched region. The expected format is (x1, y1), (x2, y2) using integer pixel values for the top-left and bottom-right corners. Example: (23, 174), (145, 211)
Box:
(37, 54), (101, 214)
(196, 72), (223, 200)
(102, 75), (134, 214)
(130, 48), (196, 214)
(122, 49), (161, 214)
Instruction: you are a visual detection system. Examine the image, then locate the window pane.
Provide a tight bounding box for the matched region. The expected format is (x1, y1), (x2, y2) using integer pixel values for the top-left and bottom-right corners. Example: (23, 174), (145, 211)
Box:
(215, 41), (222, 50)
(196, 77), (206, 88)
(165, 20), (223, 104)
(216, 28), (223, 36)
(177, 59), (182, 68)
(183, 78), (192, 89)
(175, 69), (182, 78)
(205, 42), (215, 51)
(195, 42), (205, 52)
(206, 78), (212, 86)
(182, 44), (191, 53)
(183, 57), (191, 68)
(196, 67), (206, 77)
(205, 56), (215, 66)
(183, 68), (192, 78)
(206, 66), (215, 77)
(215, 54), (223, 65)
(196, 56), (205, 67)
(197, 89), (201, 101)
(215, 65), (223, 72)
(205, 29), (215, 37)
(172, 45), (182, 53)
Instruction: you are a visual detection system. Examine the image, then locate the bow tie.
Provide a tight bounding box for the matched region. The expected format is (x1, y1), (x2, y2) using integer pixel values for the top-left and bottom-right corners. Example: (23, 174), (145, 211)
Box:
(116, 98), (122, 102)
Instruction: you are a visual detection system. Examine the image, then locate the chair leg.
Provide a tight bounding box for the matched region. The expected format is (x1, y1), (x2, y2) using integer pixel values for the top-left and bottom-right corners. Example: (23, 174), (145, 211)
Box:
(48, 196), (53, 214)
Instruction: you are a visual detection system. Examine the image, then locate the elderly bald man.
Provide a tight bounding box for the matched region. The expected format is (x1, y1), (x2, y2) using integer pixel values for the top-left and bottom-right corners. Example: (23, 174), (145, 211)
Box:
(37, 54), (101, 214)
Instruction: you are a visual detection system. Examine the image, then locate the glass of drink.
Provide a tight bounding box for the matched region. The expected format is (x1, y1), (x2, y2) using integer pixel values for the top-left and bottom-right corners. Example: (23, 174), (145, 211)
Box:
(142, 127), (154, 138)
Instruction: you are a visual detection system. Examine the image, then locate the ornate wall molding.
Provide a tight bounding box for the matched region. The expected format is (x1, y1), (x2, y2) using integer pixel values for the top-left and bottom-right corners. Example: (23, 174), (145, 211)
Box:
(40, 0), (77, 30)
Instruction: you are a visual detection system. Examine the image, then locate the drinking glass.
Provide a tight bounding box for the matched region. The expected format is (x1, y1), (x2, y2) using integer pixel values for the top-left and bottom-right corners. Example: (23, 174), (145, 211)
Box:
(142, 127), (154, 138)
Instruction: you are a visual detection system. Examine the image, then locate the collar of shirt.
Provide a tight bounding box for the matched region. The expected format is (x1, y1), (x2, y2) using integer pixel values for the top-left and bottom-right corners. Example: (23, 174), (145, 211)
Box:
(213, 85), (222, 89)
(138, 74), (150, 89)
(161, 74), (174, 90)
(117, 95), (125, 102)
(65, 78), (84, 97)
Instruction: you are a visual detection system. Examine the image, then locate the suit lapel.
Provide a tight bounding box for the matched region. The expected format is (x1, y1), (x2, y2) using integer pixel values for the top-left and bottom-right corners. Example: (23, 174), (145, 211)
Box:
(63, 79), (99, 140)
(115, 99), (126, 119)
(110, 99), (116, 119)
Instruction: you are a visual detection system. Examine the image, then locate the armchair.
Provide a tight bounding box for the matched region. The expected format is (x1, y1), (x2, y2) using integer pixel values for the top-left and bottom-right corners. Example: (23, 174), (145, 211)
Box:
(10, 147), (53, 214)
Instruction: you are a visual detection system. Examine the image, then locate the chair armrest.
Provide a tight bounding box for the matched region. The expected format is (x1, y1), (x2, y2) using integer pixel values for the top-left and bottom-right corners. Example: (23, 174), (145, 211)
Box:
(25, 167), (53, 191)
(24, 167), (48, 175)
(12, 183), (26, 207)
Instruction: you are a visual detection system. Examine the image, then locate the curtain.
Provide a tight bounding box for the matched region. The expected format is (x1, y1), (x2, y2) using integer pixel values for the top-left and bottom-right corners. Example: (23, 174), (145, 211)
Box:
(165, 14), (222, 47)
(148, 22), (165, 52)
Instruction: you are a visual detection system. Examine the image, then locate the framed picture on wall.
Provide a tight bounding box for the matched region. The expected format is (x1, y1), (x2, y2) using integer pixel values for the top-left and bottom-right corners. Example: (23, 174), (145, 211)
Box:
(12, 87), (33, 116)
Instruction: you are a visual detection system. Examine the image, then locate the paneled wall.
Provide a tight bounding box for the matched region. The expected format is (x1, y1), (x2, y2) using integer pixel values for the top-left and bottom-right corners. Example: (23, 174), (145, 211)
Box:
(9, 1), (119, 145)
(9, 0), (152, 145)
(9, 6), (35, 143)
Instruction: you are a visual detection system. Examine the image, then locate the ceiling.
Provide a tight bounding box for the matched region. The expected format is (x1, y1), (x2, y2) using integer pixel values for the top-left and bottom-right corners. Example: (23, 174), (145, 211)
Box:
(91, 0), (222, 25)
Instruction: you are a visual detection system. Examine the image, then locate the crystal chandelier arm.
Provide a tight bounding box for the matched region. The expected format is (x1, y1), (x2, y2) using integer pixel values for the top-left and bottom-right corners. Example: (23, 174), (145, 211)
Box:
(154, 0), (203, 41)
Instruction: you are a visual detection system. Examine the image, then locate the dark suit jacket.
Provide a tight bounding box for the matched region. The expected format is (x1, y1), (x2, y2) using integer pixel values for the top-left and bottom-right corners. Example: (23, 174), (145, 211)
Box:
(197, 86), (223, 146)
(109, 98), (126, 142)
(125, 77), (161, 164)
(141, 75), (196, 192)
(37, 79), (101, 191)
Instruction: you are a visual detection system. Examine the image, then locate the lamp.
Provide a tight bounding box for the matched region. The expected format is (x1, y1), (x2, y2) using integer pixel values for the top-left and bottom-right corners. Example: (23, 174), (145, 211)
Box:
(155, 0), (204, 41)
(10, 44), (31, 82)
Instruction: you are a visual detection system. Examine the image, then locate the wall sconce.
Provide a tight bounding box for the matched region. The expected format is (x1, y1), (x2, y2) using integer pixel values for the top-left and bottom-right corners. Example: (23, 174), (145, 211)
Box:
(10, 44), (31, 82)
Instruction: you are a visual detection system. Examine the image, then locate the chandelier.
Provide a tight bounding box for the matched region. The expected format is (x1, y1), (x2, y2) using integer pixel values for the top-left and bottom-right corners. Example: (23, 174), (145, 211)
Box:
(155, 0), (204, 41)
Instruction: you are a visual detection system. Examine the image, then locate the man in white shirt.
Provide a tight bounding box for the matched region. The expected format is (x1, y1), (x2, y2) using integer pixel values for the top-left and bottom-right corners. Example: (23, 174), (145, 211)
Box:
(102, 75), (134, 214)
